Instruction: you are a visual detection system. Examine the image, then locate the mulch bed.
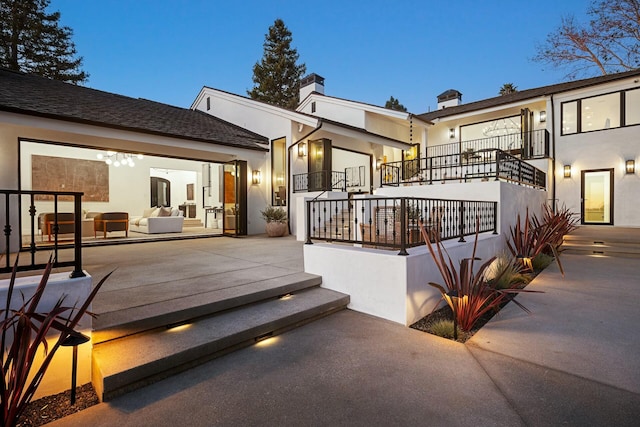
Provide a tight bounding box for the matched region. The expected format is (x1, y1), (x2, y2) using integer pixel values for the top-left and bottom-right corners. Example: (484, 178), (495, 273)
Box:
(16, 383), (99, 427)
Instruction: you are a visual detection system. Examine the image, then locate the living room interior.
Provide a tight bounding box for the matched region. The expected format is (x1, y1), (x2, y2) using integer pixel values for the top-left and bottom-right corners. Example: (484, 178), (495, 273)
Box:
(19, 140), (227, 246)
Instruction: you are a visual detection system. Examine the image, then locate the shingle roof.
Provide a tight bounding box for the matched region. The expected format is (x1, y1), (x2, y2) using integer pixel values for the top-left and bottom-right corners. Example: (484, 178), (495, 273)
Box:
(418, 69), (640, 122)
(0, 68), (268, 151)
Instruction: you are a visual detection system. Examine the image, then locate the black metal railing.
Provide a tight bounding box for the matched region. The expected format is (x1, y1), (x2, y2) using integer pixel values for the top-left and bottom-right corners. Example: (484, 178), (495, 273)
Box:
(381, 149), (546, 189)
(293, 170), (347, 193)
(305, 196), (497, 255)
(427, 129), (550, 159)
(1, 190), (84, 277)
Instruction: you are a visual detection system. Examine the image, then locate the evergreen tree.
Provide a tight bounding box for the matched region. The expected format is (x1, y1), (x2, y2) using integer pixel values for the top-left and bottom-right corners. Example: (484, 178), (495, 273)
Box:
(384, 96), (407, 112)
(499, 83), (518, 96)
(0, 0), (87, 84)
(248, 19), (306, 110)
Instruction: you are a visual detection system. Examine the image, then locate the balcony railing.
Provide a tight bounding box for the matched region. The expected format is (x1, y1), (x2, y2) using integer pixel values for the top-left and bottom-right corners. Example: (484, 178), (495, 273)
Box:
(1, 190), (84, 277)
(381, 149), (546, 189)
(427, 129), (550, 159)
(293, 170), (347, 193)
(305, 196), (497, 255)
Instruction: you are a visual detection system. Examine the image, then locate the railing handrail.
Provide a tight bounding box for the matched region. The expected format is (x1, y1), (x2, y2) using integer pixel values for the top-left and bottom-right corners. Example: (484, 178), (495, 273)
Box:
(1, 189), (85, 277)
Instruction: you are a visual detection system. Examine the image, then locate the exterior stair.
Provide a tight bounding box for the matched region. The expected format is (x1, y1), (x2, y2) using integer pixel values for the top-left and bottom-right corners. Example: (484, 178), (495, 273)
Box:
(562, 226), (640, 258)
(91, 273), (349, 401)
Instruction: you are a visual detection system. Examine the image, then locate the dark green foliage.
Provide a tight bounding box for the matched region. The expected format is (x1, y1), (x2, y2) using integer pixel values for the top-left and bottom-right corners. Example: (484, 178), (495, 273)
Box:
(248, 19), (306, 110)
(499, 83), (518, 95)
(384, 96), (407, 112)
(428, 319), (458, 339)
(1, 257), (110, 426)
(0, 0), (87, 84)
(260, 206), (287, 223)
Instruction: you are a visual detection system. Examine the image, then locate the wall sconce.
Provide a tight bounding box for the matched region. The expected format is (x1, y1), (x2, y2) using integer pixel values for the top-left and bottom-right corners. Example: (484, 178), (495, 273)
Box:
(563, 165), (571, 178)
(626, 159), (635, 174)
(376, 158), (382, 170)
(449, 128), (456, 139)
(539, 110), (547, 122)
(298, 142), (307, 157)
(252, 170), (261, 185)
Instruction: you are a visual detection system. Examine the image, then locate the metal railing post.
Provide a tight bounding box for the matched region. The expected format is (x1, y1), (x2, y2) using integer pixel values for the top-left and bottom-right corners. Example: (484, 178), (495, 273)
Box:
(458, 201), (466, 242)
(398, 198), (408, 256)
(70, 193), (85, 278)
(495, 151), (501, 181)
(493, 201), (498, 234)
(305, 200), (313, 244)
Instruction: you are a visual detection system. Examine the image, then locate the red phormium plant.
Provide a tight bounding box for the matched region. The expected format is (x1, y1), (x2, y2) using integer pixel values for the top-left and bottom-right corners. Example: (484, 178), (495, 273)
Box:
(1, 257), (111, 427)
(420, 219), (540, 333)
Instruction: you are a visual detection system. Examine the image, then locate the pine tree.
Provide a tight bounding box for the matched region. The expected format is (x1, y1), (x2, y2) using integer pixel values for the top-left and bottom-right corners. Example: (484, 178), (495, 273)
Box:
(384, 96), (407, 112)
(0, 0), (87, 84)
(248, 19), (306, 110)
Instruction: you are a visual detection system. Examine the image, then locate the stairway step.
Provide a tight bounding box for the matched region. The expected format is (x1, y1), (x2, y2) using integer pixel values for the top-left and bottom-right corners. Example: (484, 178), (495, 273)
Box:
(92, 287), (349, 401)
(93, 272), (322, 344)
(562, 242), (640, 258)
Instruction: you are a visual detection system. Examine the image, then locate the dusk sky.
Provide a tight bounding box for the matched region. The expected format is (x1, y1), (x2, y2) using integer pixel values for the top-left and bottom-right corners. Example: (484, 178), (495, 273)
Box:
(55, 0), (591, 113)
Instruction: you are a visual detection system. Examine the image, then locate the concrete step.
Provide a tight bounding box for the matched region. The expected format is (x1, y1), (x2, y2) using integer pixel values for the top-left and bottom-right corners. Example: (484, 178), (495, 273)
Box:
(562, 226), (640, 258)
(93, 272), (323, 344)
(562, 242), (640, 258)
(92, 287), (349, 401)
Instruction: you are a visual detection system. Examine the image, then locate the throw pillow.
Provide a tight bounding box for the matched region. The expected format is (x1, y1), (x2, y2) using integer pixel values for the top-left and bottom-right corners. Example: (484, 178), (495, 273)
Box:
(158, 207), (172, 217)
(143, 208), (157, 218)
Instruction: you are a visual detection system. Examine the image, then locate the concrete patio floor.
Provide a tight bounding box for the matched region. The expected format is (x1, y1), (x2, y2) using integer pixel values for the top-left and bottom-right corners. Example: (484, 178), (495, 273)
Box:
(47, 238), (640, 426)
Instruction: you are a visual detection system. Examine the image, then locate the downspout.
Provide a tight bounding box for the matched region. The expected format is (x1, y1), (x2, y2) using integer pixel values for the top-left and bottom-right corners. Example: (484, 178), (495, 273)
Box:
(550, 94), (557, 213)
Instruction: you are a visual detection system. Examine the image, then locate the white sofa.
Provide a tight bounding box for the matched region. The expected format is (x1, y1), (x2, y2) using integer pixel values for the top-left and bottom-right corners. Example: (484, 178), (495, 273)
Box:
(129, 207), (184, 234)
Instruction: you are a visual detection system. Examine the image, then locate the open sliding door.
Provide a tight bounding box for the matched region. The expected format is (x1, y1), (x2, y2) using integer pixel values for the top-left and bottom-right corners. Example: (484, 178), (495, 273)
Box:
(222, 160), (247, 235)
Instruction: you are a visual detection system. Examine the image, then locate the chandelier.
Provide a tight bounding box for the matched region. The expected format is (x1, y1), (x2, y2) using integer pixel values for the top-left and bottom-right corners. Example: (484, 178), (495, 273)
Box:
(97, 151), (144, 167)
(481, 117), (521, 137)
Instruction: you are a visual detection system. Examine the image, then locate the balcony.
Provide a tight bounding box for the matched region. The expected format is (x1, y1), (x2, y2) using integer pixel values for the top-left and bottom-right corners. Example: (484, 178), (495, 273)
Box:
(293, 166), (365, 193)
(380, 148), (546, 189)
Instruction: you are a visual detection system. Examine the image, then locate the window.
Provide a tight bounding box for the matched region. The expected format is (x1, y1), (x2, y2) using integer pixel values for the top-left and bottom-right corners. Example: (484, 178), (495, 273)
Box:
(581, 93), (619, 131)
(206, 97), (210, 111)
(311, 101), (316, 113)
(561, 101), (578, 135)
(625, 88), (640, 126)
(271, 138), (286, 206)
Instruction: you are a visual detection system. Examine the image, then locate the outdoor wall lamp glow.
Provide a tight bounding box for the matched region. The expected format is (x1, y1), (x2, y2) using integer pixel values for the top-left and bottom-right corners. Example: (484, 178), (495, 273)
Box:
(539, 110), (547, 122)
(376, 158), (382, 170)
(449, 128), (456, 139)
(563, 165), (571, 178)
(298, 142), (307, 157)
(252, 170), (261, 185)
(626, 159), (635, 174)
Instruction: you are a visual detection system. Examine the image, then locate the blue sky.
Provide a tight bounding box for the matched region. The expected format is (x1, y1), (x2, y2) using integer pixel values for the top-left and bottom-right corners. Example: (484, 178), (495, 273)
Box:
(54, 0), (590, 113)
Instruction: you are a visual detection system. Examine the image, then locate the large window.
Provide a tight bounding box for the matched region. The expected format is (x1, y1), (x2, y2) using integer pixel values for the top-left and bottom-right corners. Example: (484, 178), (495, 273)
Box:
(271, 137), (286, 206)
(625, 88), (640, 126)
(561, 88), (640, 135)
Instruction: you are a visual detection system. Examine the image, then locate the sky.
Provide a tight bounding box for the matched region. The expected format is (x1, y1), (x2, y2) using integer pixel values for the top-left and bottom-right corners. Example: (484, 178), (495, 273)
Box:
(53, 0), (592, 114)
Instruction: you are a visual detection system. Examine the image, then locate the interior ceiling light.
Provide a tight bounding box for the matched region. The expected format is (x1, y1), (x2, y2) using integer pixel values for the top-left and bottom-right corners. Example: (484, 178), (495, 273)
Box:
(97, 151), (143, 167)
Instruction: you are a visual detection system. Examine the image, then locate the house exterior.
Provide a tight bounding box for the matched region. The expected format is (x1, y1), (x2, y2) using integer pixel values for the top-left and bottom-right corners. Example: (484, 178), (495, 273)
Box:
(417, 69), (640, 227)
(0, 67), (271, 254)
(191, 74), (430, 238)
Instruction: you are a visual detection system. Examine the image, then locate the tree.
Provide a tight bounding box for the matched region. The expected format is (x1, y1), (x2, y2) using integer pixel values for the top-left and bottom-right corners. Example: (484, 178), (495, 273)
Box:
(384, 96), (407, 112)
(499, 83), (518, 96)
(0, 0), (87, 84)
(248, 19), (306, 110)
(533, 0), (640, 78)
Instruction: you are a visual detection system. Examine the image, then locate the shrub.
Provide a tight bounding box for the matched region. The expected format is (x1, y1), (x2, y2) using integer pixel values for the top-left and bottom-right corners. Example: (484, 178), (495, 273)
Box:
(485, 253), (531, 290)
(1, 257), (111, 427)
(428, 319), (458, 339)
(420, 218), (541, 332)
(260, 206), (287, 223)
(532, 253), (554, 271)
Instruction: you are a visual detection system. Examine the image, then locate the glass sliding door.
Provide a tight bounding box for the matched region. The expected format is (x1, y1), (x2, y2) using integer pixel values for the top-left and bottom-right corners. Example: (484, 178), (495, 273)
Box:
(308, 138), (331, 192)
(222, 160), (247, 235)
(581, 169), (613, 225)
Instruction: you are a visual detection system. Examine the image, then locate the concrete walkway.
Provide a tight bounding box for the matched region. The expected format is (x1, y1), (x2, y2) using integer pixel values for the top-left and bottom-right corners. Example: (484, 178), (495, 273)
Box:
(50, 241), (640, 426)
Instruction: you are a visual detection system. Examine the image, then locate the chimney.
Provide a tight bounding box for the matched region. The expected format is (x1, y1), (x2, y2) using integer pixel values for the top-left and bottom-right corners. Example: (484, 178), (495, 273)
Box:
(437, 89), (462, 109)
(299, 73), (325, 103)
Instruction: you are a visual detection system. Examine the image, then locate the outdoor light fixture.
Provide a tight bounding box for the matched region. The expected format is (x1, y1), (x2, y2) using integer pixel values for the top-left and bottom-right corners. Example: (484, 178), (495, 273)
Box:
(449, 128), (456, 139)
(61, 332), (90, 405)
(376, 158), (382, 170)
(563, 165), (571, 178)
(539, 110), (547, 122)
(626, 159), (635, 174)
(298, 142), (307, 157)
(252, 169), (261, 185)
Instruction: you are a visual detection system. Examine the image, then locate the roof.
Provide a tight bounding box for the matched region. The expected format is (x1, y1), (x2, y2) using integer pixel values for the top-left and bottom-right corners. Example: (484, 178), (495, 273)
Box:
(0, 68), (268, 151)
(418, 69), (640, 122)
